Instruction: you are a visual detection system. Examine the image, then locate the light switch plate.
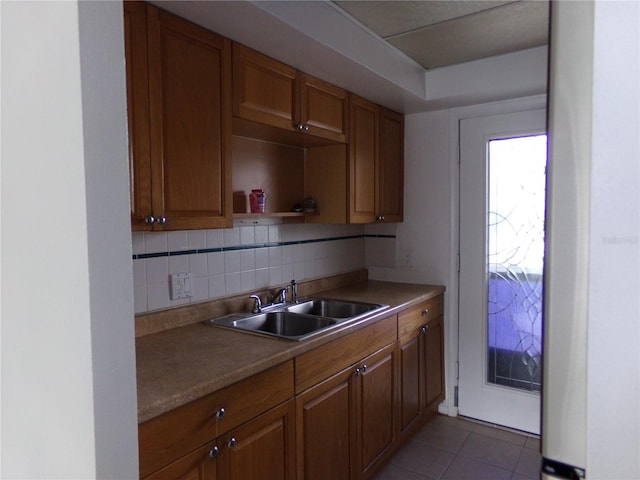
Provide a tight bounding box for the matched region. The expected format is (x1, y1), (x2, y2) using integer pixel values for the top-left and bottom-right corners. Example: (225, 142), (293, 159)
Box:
(170, 272), (193, 300)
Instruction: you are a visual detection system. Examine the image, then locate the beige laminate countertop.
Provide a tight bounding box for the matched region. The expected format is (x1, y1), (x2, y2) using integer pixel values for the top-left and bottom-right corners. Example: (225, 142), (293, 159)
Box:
(136, 280), (445, 423)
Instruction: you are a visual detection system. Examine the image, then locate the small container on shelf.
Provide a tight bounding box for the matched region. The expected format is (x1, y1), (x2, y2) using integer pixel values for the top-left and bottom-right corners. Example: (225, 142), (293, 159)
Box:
(249, 189), (266, 213)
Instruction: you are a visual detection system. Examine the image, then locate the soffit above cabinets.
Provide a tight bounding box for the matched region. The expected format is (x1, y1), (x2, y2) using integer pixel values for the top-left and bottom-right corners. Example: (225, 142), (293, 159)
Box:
(332, 0), (549, 70)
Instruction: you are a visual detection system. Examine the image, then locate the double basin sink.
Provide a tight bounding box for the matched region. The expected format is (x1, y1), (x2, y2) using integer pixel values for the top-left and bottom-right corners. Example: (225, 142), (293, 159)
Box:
(206, 298), (388, 341)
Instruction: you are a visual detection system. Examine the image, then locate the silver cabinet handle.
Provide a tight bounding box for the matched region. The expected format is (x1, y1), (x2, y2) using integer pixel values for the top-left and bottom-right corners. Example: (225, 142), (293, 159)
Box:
(303, 124), (309, 131)
(354, 367), (361, 376)
(361, 364), (368, 373)
(227, 437), (237, 449)
(208, 446), (219, 458)
(420, 326), (427, 334)
(155, 216), (167, 225)
(144, 215), (155, 224)
(376, 215), (385, 222)
(215, 408), (225, 419)
(422, 308), (429, 316)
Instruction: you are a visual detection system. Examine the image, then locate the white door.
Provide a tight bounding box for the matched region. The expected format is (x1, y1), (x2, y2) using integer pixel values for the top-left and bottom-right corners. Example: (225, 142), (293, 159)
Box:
(458, 109), (547, 434)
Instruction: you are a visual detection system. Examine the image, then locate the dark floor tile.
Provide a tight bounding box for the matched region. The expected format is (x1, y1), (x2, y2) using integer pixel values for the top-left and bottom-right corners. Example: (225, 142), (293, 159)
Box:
(458, 432), (523, 470)
(441, 455), (512, 480)
(459, 418), (528, 446)
(525, 436), (540, 450)
(413, 420), (471, 453)
(515, 447), (542, 478)
(372, 463), (434, 480)
(390, 440), (455, 479)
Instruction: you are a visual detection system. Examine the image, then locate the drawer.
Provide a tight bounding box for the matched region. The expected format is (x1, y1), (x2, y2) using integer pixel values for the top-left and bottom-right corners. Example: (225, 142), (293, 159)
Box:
(139, 360), (294, 478)
(398, 295), (443, 341)
(295, 314), (397, 393)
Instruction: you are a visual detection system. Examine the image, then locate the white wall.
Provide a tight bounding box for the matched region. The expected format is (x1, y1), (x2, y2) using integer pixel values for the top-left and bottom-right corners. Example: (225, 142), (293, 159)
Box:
(1, 1), (138, 477)
(586, 2), (639, 477)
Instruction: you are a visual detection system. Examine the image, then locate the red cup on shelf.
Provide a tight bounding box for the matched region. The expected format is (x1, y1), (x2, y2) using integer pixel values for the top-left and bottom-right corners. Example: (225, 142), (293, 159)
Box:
(249, 189), (266, 213)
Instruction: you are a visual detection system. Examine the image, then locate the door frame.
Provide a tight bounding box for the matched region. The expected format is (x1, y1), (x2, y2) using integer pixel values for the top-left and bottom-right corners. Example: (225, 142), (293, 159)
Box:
(438, 95), (547, 418)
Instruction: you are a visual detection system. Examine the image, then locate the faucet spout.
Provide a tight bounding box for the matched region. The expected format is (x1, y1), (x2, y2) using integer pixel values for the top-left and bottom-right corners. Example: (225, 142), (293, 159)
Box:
(249, 294), (262, 313)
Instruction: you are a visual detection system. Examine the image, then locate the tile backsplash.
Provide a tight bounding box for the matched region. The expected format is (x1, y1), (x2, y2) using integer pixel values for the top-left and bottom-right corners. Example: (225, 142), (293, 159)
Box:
(132, 223), (374, 314)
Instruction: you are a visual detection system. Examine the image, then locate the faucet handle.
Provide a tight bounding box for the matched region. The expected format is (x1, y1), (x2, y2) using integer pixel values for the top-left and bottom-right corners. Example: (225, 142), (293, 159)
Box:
(290, 279), (298, 303)
(249, 294), (262, 313)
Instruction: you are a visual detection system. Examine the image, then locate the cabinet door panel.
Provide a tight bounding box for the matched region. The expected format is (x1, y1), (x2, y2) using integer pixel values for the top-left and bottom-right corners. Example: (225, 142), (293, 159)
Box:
(143, 443), (217, 480)
(147, 6), (232, 229)
(296, 368), (354, 480)
(123, 1), (152, 230)
(225, 400), (296, 480)
(399, 335), (421, 433)
(377, 108), (403, 222)
(348, 96), (378, 224)
(300, 75), (348, 143)
(233, 44), (297, 131)
(425, 315), (445, 410)
(359, 344), (396, 476)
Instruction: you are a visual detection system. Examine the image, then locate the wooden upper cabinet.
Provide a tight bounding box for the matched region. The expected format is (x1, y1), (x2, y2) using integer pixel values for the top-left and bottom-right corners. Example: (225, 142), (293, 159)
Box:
(348, 97), (404, 224)
(348, 95), (378, 224)
(124, 1), (152, 230)
(232, 44), (297, 132)
(124, 3), (233, 230)
(298, 74), (348, 143)
(377, 108), (404, 223)
(233, 44), (348, 143)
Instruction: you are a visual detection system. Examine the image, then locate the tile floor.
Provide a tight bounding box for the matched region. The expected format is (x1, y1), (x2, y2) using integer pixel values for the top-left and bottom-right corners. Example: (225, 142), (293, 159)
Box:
(373, 415), (541, 480)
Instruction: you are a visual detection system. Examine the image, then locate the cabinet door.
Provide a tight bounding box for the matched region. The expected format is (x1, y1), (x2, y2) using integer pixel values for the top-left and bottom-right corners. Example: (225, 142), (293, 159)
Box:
(399, 334), (421, 436)
(348, 96), (378, 224)
(123, 1), (152, 230)
(296, 367), (356, 480)
(143, 443), (218, 480)
(223, 400), (296, 480)
(299, 74), (348, 143)
(147, 6), (232, 230)
(232, 44), (297, 132)
(424, 315), (445, 411)
(357, 343), (397, 478)
(377, 108), (404, 223)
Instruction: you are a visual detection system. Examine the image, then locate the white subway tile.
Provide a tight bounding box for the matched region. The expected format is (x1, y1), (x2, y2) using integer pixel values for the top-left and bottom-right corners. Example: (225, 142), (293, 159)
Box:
(146, 257), (168, 284)
(281, 245), (295, 265)
(241, 270), (256, 292)
(224, 227), (240, 247)
(189, 253), (208, 277)
(191, 276), (209, 303)
(225, 272), (241, 295)
(133, 282), (147, 314)
(207, 252), (225, 275)
(209, 274), (226, 298)
(147, 281), (170, 311)
(206, 229), (224, 249)
(254, 225), (269, 244)
(293, 262), (305, 281)
(224, 251), (241, 273)
(255, 268), (270, 289)
(145, 232), (167, 254)
(281, 263), (294, 284)
(268, 225), (280, 243)
(133, 259), (146, 286)
(268, 246), (282, 266)
(169, 255), (189, 274)
(131, 232), (145, 255)
(168, 231), (188, 251)
(240, 249), (255, 271)
(255, 248), (269, 269)
(240, 226), (255, 245)
(268, 265), (283, 285)
(187, 230), (207, 250)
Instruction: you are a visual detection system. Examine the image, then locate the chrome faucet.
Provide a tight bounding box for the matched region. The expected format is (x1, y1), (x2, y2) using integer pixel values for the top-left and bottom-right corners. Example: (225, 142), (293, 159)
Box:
(290, 279), (298, 303)
(249, 294), (262, 313)
(274, 286), (289, 304)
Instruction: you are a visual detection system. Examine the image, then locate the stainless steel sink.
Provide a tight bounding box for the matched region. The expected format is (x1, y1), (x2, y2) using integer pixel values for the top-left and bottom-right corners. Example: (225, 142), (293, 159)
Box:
(286, 298), (387, 319)
(205, 298), (387, 341)
(205, 311), (337, 341)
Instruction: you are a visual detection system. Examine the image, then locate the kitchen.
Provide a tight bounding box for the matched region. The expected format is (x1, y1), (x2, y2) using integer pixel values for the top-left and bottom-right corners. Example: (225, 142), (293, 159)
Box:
(1, 1), (638, 479)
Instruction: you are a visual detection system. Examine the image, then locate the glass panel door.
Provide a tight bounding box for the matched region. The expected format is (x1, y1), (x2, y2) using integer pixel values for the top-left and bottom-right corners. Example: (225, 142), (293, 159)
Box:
(487, 136), (547, 392)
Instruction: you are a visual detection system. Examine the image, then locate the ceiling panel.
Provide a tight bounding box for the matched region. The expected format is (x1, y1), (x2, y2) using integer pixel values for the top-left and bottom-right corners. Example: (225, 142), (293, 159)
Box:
(332, 0), (549, 70)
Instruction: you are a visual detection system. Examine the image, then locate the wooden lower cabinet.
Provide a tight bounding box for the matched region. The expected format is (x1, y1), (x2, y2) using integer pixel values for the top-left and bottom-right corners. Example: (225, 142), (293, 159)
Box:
(398, 295), (446, 439)
(144, 400), (295, 480)
(296, 342), (397, 480)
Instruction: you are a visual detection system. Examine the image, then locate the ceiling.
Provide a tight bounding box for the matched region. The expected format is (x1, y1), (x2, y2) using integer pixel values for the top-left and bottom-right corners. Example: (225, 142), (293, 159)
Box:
(332, 0), (549, 70)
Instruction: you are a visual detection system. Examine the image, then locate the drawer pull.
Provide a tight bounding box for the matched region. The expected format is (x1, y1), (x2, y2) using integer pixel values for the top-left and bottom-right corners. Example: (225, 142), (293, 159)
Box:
(420, 326), (428, 334)
(354, 367), (361, 377)
(208, 446), (219, 458)
(361, 364), (368, 373)
(227, 437), (237, 449)
(422, 308), (429, 316)
(215, 408), (226, 419)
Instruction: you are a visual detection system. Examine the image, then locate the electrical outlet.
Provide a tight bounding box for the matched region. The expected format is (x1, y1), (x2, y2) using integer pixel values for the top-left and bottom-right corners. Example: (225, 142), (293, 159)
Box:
(170, 272), (193, 300)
